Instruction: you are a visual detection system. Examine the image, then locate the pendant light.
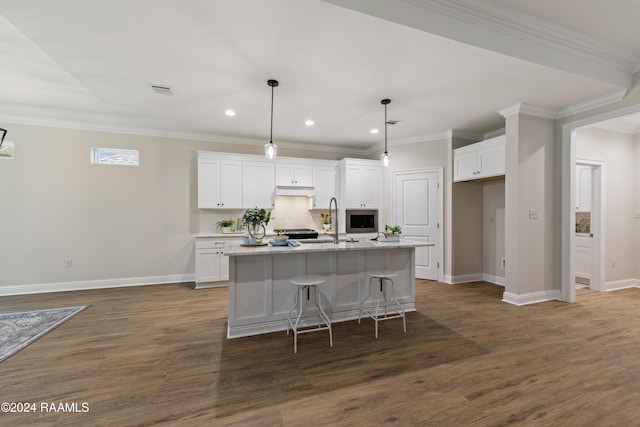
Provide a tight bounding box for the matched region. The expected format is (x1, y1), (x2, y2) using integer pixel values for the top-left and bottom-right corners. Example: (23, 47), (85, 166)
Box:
(380, 98), (391, 167)
(264, 79), (279, 160)
(0, 128), (6, 148)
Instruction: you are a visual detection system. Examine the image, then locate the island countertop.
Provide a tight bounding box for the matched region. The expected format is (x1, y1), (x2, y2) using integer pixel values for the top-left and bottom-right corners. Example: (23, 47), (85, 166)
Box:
(223, 239), (432, 257)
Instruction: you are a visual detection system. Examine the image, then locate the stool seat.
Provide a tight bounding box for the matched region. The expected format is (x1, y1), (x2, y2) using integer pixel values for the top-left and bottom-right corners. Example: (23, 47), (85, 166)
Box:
(290, 274), (327, 286)
(367, 270), (398, 279)
(287, 274), (333, 353)
(359, 270), (406, 338)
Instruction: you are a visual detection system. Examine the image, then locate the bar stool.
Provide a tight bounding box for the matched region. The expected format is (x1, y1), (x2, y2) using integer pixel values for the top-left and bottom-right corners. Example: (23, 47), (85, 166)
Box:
(287, 274), (333, 353)
(358, 269), (406, 338)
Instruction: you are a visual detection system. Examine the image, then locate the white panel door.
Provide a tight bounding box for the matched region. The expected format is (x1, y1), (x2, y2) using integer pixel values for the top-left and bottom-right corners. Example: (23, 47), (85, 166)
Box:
(394, 170), (440, 280)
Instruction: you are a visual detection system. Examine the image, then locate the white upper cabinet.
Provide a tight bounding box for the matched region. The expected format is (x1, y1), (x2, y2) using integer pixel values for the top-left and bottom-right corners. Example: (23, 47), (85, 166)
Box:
(198, 151), (338, 211)
(197, 157), (242, 209)
(453, 135), (505, 182)
(243, 161), (275, 208)
(276, 163), (313, 187)
(575, 165), (592, 212)
(340, 159), (381, 209)
(311, 165), (337, 209)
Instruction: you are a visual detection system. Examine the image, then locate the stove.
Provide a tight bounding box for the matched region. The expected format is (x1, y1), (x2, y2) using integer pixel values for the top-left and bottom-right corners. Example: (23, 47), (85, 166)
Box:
(273, 228), (319, 240)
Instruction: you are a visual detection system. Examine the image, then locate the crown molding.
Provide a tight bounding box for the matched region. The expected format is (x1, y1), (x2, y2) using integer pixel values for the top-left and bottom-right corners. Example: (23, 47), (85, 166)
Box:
(0, 103), (369, 156)
(325, 0), (633, 88)
(556, 89), (628, 119)
(498, 103), (557, 119)
(591, 120), (640, 136)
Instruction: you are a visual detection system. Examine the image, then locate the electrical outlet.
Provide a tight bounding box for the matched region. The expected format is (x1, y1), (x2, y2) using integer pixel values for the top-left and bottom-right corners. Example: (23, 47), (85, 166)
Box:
(501, 258), (506, 270)
(65, 259), (72, 268)
(636, 211), (640, 219)
(612, 259), (616, 268)
(529, 209), (538, 220)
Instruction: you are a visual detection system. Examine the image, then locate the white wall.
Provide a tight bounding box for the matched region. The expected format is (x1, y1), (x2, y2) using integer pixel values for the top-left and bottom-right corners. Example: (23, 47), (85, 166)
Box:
(576, 126), (636, 283)
(483, 180), (505, 281)
(0, 123), (352, 292)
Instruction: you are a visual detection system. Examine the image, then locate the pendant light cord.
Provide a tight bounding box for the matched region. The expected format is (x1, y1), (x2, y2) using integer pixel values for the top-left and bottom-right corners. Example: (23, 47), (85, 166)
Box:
(384, 102), (388, 154)
(270, 85), (274, 144)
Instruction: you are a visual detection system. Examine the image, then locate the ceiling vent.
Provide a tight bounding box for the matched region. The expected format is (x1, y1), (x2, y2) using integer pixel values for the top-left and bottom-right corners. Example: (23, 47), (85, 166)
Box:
(150, 84), (174, 96)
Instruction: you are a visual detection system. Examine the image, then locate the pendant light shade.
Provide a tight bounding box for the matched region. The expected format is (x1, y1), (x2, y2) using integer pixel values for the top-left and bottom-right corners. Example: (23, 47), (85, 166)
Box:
(264, 79), (279, 160)
(380, 98), (391, 167)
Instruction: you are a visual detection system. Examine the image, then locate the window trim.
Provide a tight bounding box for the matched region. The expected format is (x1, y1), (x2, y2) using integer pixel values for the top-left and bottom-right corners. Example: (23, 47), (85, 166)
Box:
(90, 147), (140, 166)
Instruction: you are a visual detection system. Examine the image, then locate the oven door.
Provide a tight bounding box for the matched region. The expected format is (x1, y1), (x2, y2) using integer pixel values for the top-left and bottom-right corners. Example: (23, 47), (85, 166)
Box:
(345, 209), (378, 233)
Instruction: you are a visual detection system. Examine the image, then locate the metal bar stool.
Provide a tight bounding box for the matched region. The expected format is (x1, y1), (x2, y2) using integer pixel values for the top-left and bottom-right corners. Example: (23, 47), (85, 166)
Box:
(287, 274), (333, 353)
(358, 269), (406, 338)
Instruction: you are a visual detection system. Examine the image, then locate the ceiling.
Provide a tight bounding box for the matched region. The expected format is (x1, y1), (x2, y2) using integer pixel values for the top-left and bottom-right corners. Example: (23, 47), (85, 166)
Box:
(0, 0), (638, 154)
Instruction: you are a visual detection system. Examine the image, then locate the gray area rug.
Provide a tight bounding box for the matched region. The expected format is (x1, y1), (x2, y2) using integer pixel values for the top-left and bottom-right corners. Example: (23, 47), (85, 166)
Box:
(0, 306), (88, 362)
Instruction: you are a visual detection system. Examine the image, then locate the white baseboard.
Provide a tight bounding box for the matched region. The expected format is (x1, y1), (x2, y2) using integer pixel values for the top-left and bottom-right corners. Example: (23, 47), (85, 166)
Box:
(605, 278), (640, 291)
(482, 273), (506, 286)
(444, 273), (483, 284)
(502, 289), (562, 306)
(443, 273), (505, 286)
(0, 274), (195, 296)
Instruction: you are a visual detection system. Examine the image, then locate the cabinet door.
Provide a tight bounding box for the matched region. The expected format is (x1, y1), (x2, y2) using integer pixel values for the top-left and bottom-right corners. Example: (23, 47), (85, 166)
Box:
(294, 164), (313, 186)
(220, 253), (230, 281)
(195, 248), (222, 283)
(219, 160), (243, 209)
(276, 163), (313, 186)
(360, 166), (380, 208)
(576, 165), (592, 212)
(312, 166), (337, 209)
(275, 164), (295, 186)
(453, 149), (477, 182)
(477, 142), (505, 178)
(345, 165), (364, 208)
(243, 161), (275, 208)
(197, 158), (221, 208)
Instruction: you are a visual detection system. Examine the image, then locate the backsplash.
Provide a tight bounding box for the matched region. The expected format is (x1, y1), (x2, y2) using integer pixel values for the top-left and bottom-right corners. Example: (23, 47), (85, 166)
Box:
(269, 196), (324, 231)
(198, 196), (328, 234)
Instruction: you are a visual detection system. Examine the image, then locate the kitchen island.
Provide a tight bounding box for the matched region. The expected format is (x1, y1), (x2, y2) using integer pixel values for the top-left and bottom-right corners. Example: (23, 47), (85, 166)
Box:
(224, 239), (433, 338)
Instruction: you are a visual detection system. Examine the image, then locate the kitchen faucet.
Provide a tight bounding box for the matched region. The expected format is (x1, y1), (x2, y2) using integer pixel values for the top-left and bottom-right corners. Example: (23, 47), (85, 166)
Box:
(328, 197), (338, 244)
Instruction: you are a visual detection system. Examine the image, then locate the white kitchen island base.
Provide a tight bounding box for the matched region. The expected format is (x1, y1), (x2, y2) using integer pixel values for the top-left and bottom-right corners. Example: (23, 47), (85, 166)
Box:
(224, 241), (430, 339)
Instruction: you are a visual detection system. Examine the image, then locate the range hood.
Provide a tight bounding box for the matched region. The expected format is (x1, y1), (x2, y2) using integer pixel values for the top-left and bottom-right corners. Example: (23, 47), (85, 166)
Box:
(275, 185), (315, 197)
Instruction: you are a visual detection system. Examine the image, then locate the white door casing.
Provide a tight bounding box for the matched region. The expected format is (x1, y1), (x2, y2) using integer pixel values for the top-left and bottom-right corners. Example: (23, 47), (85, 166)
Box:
(393, 169), (443, 280)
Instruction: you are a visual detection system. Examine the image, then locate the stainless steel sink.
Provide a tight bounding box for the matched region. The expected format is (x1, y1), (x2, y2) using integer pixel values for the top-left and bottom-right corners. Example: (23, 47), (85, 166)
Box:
(298, 238), (334, 244)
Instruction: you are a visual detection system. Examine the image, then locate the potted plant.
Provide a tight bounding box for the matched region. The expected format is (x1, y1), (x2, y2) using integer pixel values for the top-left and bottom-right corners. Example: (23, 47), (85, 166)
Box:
(321, 213), (331, 230)
(386, 225), (401, 235)
(379, 225), (401, 242)
(216, 219), (236, 233)
(241, 207), (271, 242)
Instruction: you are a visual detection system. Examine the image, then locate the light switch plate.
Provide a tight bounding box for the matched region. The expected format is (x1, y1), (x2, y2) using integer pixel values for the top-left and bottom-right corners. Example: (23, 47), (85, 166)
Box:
(529, 209), (538, 219)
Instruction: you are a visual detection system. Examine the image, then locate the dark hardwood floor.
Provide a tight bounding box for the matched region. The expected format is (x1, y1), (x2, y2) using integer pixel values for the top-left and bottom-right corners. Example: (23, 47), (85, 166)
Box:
(2, 280), (640, 426)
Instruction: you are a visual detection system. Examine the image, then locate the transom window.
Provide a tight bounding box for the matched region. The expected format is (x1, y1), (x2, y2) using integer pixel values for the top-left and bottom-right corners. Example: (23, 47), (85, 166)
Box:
(91, 147), (139, 166)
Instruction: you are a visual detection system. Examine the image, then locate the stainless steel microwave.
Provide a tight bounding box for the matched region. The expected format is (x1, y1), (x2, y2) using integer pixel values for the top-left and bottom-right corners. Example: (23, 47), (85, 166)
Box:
(345, 209), (378, 233)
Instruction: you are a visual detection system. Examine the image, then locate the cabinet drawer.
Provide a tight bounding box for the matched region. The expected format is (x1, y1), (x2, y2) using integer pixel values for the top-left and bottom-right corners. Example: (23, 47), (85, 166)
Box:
(195, 239), (226, 250)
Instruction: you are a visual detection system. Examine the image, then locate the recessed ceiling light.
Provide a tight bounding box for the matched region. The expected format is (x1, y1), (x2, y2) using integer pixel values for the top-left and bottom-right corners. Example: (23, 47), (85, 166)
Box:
(225, 109), (236, 117)
(370, 128), (379, 134)
(305, 119), (314, 126)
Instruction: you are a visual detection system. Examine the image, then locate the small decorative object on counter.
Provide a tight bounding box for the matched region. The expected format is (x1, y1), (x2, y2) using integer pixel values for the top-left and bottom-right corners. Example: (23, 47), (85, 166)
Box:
(321, 212), (331, 230)
(241, 207), (272, 242)
(216, 219), (236, 233)
(378, 225), (401, 242)
(385, 225), (401, 235)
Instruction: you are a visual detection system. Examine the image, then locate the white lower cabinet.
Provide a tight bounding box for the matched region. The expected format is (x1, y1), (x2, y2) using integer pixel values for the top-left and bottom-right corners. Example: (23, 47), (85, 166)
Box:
(195, 238), (230, 288)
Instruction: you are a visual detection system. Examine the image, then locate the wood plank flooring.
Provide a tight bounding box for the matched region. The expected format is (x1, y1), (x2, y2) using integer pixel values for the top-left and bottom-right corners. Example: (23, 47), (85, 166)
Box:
(2, 281), (640, 426)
